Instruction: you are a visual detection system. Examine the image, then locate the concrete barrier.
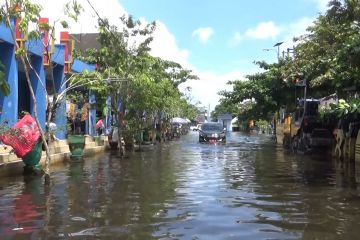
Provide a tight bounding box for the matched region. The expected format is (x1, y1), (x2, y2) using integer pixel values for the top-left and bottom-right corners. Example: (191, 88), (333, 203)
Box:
(0, 136), (108, 177)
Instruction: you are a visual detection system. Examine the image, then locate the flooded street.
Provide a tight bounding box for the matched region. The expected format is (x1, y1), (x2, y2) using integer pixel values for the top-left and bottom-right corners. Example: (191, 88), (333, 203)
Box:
(1, 132), (360, 239)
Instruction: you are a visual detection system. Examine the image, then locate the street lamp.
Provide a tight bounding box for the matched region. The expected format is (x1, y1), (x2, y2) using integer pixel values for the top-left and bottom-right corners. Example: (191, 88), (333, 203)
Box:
(263, 41), (283, 62)
(273, 41), (283, 61)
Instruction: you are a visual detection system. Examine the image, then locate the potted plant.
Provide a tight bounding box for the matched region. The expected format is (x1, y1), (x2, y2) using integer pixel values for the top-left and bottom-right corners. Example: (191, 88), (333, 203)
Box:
(67, 90), (89, 158)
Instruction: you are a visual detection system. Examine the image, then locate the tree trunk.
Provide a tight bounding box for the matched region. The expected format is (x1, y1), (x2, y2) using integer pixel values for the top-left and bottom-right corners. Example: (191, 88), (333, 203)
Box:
(4, 1), (51, 184)
(21, 57), (51, 184)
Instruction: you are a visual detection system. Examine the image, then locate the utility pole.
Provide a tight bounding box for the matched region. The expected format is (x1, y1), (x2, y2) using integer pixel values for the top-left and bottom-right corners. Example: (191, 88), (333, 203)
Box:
(273, 42), (283, 62)
(208, 104), (210, 121)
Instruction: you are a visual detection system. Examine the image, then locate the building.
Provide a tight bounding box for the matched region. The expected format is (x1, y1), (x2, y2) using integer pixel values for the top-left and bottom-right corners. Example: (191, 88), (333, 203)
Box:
(69, 33), (101, 51)
(0, 18), (97, 139)
(217, 113), (232, 132)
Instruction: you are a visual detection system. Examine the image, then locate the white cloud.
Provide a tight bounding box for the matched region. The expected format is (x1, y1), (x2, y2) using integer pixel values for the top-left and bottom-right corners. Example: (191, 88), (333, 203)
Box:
(245, 21), (282, 40)
(32, 0), (126, 41)
(150, 21), (190, 68)
(287, 17), (313, 41)
(30, 0), (190, 69)
(25, 0), (238, 110)
(278, 17), (314, 55)
(31, 0), (191, 72)
(313, 0), (331, 12)
(227, 32), (242, 47)
(192, 27), (214, 43)
(179, 70), (245, 110)
(152, 23), (244, 110)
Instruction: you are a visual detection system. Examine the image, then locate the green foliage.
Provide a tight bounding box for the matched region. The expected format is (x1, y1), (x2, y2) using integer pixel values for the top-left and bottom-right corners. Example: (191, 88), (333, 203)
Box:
(256, 119), (269, 130)
(211, 98), (237, 119)
(75, 13), (198, 137)
(66, 89), (88, 105)
(4, 0), (42, 35)
(282, 0), (360, 96)
(218, 61), (293, 123)
(216, 0), (360, 126)
(64, 0), (83, 22)
(60, 20), (69, 29)
(320, 98), (360, 122)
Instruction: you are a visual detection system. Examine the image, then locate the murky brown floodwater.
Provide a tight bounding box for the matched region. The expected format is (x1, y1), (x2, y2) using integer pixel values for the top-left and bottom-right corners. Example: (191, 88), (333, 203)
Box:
(1, 132), (360, 239)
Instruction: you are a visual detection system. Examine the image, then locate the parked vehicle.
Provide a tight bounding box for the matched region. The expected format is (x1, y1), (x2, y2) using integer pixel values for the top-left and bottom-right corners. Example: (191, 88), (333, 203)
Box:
(278, 99), (335, 153)
(198, 122), (226, 143)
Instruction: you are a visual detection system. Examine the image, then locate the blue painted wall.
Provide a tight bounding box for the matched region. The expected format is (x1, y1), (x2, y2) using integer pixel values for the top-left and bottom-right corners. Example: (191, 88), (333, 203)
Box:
(71, 59), (96, 73)
(0, 19), (15, 44)
(26, 38), (44, 57)
(30, 55), (46, 130)
(52, 45), (65, 65)
(0, 21), (102, 140)
(0, 42), (18, 126)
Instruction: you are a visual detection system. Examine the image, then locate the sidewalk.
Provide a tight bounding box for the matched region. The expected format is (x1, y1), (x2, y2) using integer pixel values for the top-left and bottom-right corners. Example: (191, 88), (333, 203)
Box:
(0, 135), (108, 177)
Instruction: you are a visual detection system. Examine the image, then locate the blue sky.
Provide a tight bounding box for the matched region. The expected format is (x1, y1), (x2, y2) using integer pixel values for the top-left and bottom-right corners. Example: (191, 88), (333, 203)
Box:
(116, 0), (329, 109)
(37, 0), (329, 110)
(120, 0), (323, 73)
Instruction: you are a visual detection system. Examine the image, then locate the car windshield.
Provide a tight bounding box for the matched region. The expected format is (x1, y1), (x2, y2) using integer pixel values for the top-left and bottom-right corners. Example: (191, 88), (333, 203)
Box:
(201, 123), (223, 131)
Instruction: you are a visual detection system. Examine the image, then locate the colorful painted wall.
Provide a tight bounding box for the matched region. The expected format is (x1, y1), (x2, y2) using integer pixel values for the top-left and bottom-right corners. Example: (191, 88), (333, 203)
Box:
(0, 20), (97, 139)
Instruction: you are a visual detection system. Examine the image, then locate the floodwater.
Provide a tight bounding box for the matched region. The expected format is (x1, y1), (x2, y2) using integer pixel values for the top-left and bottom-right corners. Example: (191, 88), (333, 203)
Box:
(1, 132), (360, 239)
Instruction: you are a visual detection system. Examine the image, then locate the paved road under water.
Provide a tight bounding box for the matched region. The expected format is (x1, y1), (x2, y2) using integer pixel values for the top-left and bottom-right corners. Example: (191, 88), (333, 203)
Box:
(1, 132), (360, 239)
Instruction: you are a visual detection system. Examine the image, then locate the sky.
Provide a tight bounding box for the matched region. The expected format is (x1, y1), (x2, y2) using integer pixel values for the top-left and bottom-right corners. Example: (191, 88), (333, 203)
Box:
(29, 0), (330, 111)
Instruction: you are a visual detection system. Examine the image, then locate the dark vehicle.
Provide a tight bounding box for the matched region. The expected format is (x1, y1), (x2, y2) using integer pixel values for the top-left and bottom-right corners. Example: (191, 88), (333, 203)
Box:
(198, 122), (226, 143)
(281, 99), (335, 153)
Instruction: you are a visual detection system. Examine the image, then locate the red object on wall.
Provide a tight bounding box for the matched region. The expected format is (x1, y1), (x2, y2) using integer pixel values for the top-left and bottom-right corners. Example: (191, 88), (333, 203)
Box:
(14, 4), (27, 49)
(39, 18), (49, 66)
(15, 18), (21, 40)
(39, 18), (49, 47)
(60, 31), (69, 41)
(60, 31), (70, 73)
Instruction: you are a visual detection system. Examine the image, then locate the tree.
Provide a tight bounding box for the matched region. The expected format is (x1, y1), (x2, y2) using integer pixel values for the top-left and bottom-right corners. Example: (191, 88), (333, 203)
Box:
(214, 0), (360, 129)
(77, 13), (156, 153)
(211, 98), (237, 120)
(282, 0), (360, 97)
(79, 3), (199, 150)
(218, 61), (293, 124)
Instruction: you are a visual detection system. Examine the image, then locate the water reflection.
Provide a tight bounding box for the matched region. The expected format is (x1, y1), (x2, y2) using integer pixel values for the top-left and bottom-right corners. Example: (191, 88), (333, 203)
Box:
(0, 176), (45, 239)
(0, 132), (359, 239)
